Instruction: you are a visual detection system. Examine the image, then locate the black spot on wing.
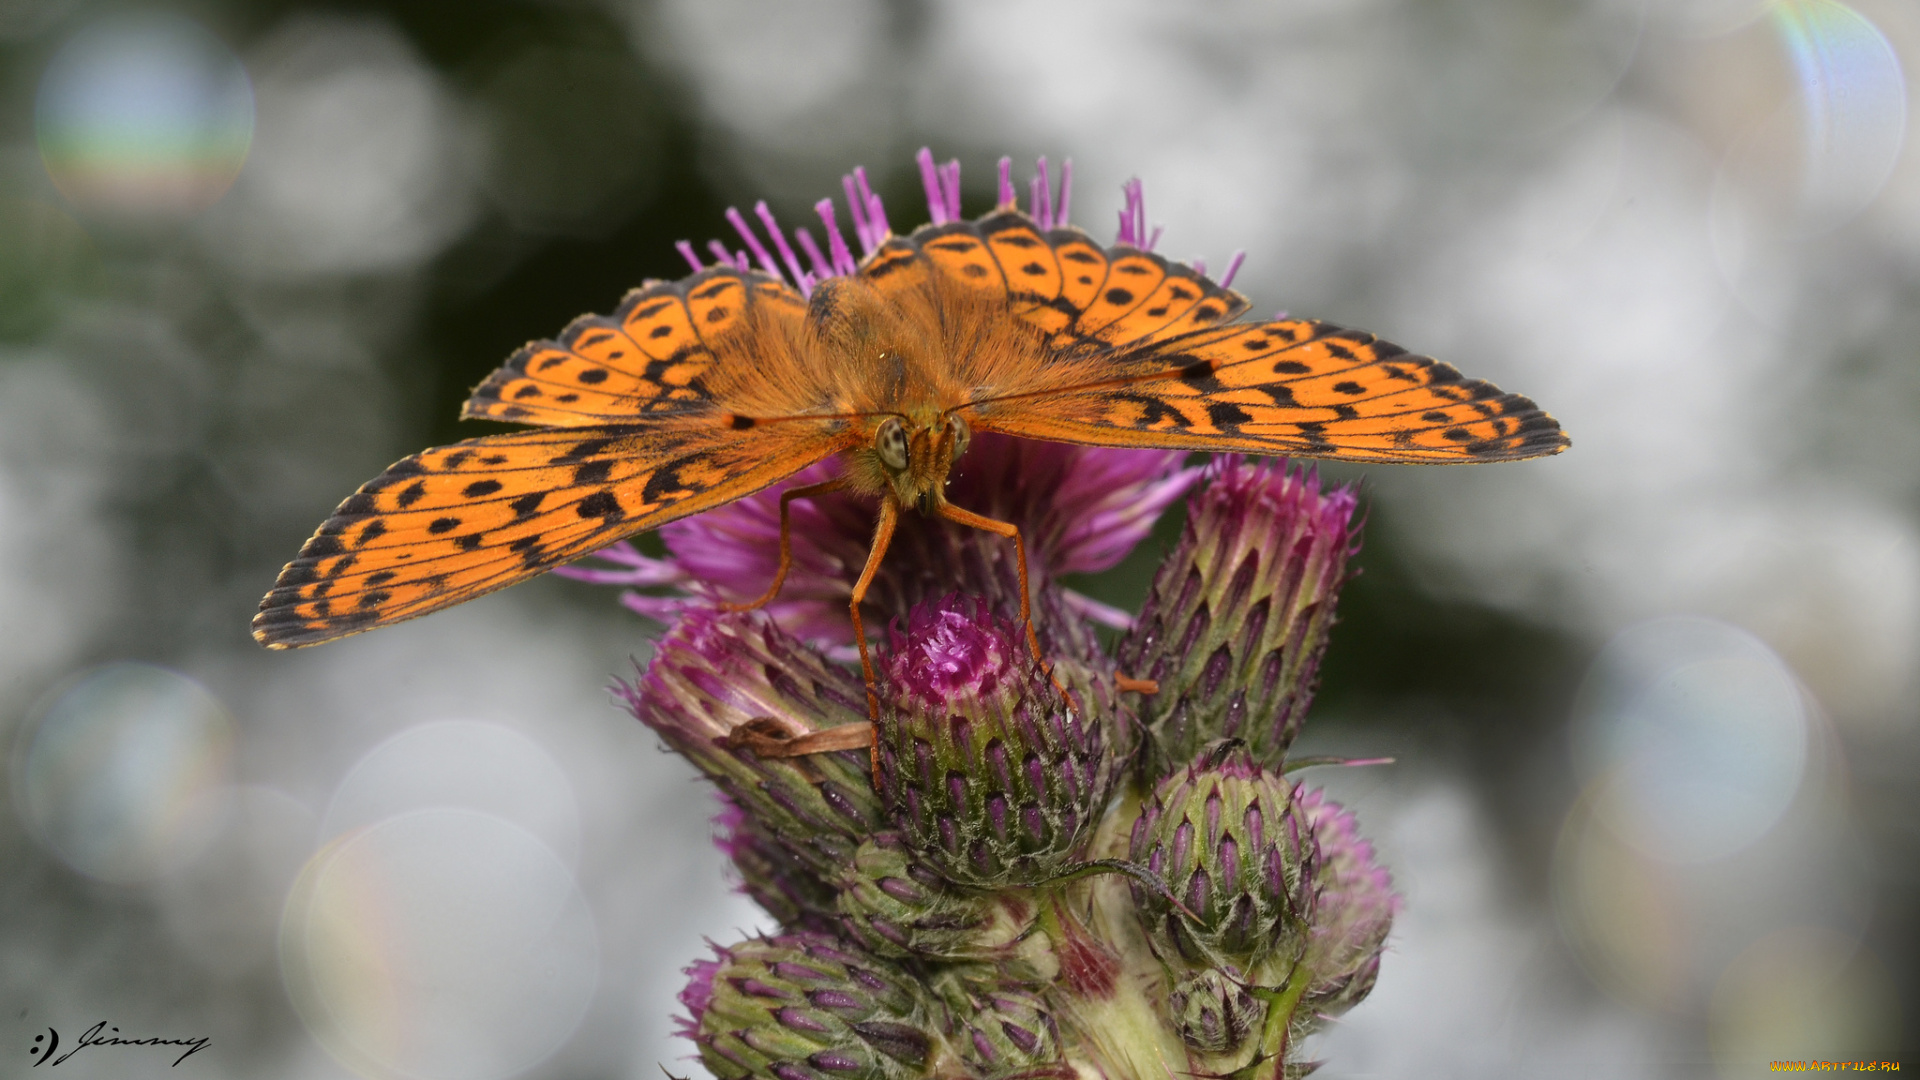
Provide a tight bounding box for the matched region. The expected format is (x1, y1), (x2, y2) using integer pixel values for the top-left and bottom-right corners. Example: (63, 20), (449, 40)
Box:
(395, 481), (428, 509)
(1112, 392), (1193, 429)
(1206, 402), (1253, 431)
(1177, 359), (1220, 390)
(577, 490), (622, 521)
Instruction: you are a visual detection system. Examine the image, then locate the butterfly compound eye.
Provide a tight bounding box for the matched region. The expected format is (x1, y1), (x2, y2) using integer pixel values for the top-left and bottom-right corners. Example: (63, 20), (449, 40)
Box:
(876, 417), (910, 472)
(947, 415), (970, 460)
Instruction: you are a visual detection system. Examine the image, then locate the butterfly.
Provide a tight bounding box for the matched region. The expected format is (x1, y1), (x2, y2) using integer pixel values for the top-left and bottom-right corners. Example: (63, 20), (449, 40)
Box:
(255, 151), (1567, 728)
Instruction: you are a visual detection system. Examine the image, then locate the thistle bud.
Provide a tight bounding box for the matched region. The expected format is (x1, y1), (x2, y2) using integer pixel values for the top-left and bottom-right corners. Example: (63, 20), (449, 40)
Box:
(934, 981), (1063, 1078)
(1117, 459), (1358, 775)
(682, 934), (950, 1080)
(1168, 968), (1265, 1056)
(833, 833), (1043, 972)
(715, 796), (842, 934)
(874, 597), (1108, 887)
(626, 609), (883, 925)
(1128, 745), (1318, 979)
(1295, 788), (1398, 1019)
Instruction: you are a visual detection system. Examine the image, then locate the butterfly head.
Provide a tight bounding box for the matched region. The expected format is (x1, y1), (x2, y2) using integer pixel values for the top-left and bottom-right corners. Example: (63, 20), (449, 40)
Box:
(860, 412), (971, 513)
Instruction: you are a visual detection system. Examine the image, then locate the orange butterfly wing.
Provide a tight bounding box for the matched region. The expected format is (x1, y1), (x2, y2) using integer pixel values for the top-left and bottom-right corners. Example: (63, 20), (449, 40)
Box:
(256, 268), (848, 648)
(463, 269), (806, 427)
(969, 319), (1565, 462)
(889, 213), (1566, 463)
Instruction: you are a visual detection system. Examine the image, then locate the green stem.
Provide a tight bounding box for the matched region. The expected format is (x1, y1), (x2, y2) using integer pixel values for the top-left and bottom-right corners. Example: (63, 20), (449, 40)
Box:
(1040, 886), (1189, 1080)
(1240, 963), (1312, 1080)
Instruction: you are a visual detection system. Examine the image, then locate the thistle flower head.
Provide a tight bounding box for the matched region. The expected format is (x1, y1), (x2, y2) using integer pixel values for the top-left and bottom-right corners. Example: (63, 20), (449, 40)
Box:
(1128, 744), (1319, 979)
(714, 794), (844, 933)
(1296, 787), (1399, 1018)
(584, 150), (1412, 1080)
(683, 934), (948, 1080)
(1119, 459), (1360, 776)
(623, 609), (881, 927)
(874, 596), (1110, 888)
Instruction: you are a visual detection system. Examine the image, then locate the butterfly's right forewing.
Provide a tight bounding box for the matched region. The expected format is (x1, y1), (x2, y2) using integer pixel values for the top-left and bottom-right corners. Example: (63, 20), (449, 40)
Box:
(903, 217), (1567, 464)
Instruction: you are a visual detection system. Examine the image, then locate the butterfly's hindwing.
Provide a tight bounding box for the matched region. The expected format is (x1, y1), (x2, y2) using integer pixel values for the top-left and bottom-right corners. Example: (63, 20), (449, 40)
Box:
(463, 267), (806, 427)
(899, 213), (1251, 351)
(915, 222), (1010, 297)
(979, 214), (1066, 321)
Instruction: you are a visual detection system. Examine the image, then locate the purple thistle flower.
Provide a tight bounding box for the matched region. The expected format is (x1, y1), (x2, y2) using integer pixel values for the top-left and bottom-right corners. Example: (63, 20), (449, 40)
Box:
(712, 792), (846, 934)
(623, 608), (882, 926)
(677, 951), (724, 1042)
(1295, 787), (1399, 1019)
(1118, 458), (1360, 777)
(833, 832), (1051, 979)
(874, 596), (1113, 888)
(558, 149), (1416, 1080)
(931, 980), (1063, 1076)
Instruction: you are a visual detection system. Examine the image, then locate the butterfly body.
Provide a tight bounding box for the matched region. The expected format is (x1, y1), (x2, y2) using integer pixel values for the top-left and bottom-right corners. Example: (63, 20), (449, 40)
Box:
(256, 201), (1566, 652)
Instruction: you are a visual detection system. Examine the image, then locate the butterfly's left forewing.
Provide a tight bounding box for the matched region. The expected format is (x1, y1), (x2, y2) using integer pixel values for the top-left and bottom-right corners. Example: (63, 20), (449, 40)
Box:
(252, 418), (852, 647)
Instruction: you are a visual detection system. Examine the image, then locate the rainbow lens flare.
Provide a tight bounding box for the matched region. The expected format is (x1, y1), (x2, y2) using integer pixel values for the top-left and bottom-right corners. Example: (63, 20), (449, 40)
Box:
(11, 662), (235, 883)
(35, 13), (254, 221)
(1772, 0), (1907, 222)
(279, 808), (599, 1080)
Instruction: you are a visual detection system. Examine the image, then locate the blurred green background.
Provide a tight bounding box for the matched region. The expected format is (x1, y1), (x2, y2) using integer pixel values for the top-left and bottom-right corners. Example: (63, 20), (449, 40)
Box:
(1, 1), (1913, 1077)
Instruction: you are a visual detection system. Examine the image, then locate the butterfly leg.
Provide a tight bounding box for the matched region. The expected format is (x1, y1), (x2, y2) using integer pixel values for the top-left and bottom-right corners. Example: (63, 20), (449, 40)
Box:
(934, 502), (1048, 672)
(848, 497), (903, 781)
(718, 483), (888, 769)
(720, 477), (851, 613)
(850, 496), (902, 716)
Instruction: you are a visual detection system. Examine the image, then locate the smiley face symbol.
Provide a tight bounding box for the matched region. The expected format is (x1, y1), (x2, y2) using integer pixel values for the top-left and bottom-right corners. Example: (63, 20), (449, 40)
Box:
(30, 1028), (59, 1066)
